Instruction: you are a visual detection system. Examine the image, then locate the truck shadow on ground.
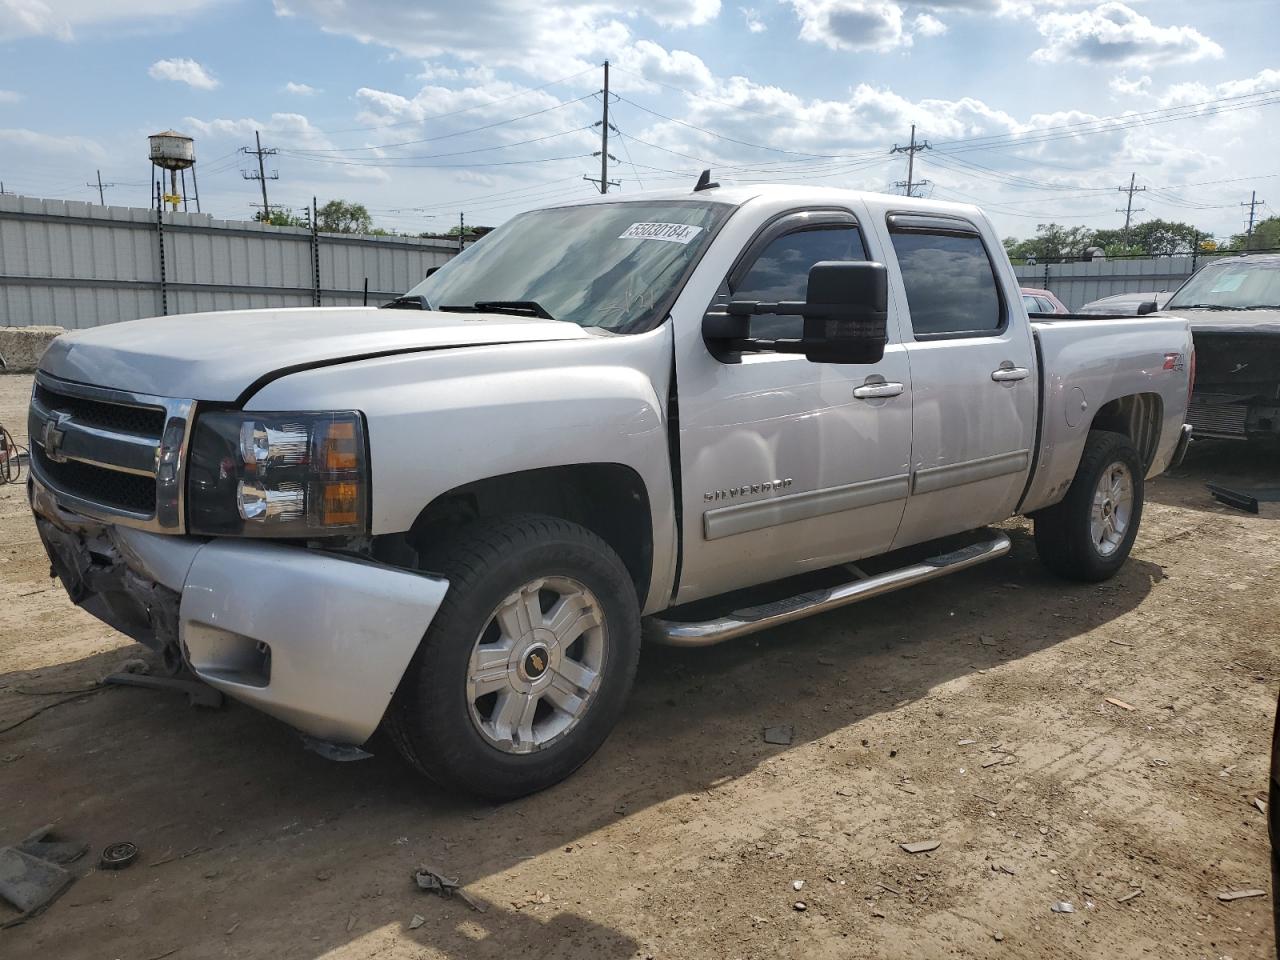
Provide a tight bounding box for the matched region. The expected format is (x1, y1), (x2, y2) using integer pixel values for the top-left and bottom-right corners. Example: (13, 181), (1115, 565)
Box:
(0, 528), (1163, 960)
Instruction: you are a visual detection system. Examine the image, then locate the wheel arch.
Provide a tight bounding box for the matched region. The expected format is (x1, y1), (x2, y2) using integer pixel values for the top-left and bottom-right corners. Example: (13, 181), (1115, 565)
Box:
(397, 463), (655, 607)
(1088, 392), (1164, 472)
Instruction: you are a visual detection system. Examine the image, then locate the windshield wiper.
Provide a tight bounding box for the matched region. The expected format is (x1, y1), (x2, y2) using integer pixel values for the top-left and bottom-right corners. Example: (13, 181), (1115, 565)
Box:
(380, 295), (431, 310)
(1170, 304), (1249, 311)
(440, 300), (558, 321)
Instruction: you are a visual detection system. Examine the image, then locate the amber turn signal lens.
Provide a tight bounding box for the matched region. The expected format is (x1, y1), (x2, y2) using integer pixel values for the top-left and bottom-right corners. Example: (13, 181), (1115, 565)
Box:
(316, 420), (359, 472)
(317, 481), (361, 526)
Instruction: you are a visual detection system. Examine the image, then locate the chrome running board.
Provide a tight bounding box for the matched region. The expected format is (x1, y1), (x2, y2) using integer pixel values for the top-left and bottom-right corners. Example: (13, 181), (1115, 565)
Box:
(644, 530), (1011, 648)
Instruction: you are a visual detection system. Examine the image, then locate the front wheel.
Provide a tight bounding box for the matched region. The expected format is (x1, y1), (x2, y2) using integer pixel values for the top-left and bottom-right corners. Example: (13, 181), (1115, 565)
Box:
(1034, 429), (1145, 582)
(386, 514), (641, 800)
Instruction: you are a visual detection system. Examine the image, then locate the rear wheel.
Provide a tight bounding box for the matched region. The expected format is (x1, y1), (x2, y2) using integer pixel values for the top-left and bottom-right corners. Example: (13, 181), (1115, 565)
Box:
(386, 514), (640, 800)
(1034, 429), (1145, 582)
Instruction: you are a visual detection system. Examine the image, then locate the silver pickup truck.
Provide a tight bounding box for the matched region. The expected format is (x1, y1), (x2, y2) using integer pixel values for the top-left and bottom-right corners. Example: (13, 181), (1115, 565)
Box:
(27, 185), (1193, 798)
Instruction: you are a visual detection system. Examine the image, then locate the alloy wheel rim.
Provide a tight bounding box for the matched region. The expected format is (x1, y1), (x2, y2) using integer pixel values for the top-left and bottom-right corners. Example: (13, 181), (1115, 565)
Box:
(466, 576), (606, 754)
(1090, 461), (1133, 557)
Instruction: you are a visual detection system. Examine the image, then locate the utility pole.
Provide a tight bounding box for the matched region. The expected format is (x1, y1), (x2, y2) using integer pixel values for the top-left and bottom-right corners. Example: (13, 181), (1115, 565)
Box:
(890, 124), (932, 197)
(1242, 191), (1265, 245)
(584, 60), (620, 194)
(1116, 173), (1146, 247)
(241, 130), (279, 218)
(87, 169), (116, 206)
(458, 212), (465, 253)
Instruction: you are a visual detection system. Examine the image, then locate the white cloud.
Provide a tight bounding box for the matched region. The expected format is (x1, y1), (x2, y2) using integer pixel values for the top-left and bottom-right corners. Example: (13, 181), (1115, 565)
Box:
(787, 0), (909, 52)
(149, 57), (220, 90)
(284, 81), (319, 95)
(0, 90), (23, 103)
(913, 12), (947, 36)
(615, 40), (715, 92)
(1031, 2), (1223, 68)
(273, 0), (720, 68)
(1108, 74), (1150, 97)
(741, 6), (765, 31)
(1, 0), (222, 40)
(0, 0), (71, 40)
(0, 127), (105, 157)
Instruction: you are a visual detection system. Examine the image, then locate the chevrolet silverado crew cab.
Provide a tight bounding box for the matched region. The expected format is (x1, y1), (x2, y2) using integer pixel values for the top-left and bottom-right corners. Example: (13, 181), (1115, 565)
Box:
(27, 184), (1194, 799)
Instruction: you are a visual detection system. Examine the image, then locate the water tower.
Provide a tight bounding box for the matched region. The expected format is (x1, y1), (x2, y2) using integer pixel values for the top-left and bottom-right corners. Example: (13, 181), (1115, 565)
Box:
(149, 130), (198, 212)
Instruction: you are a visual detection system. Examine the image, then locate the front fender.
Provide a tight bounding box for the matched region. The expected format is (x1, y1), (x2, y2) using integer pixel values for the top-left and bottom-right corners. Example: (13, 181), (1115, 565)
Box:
(246, 325), (678, 613)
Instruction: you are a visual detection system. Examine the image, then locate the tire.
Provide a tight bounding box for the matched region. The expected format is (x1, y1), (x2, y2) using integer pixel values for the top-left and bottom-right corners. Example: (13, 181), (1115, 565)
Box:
(386, 514), (641, 800)
(1034, 429), (1145, 582)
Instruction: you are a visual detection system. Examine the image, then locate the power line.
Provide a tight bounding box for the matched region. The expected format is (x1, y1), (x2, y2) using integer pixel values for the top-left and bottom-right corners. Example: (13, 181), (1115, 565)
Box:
(1117, 173), (1147, 245)
(1243, 190), (1266, 240)
(241, 130), (279, 216)
(890, 124), (931, 197)
(86, 169), (116, 205)
(290, 94), (596, 154)
(281, 125), (595, 165)
(312, 67), (597, 136)
(583, 61), (619, 194)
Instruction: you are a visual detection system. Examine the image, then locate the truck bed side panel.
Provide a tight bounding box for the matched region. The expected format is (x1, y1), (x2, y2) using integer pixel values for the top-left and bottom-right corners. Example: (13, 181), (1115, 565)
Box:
(1021, 317), (1192, 514)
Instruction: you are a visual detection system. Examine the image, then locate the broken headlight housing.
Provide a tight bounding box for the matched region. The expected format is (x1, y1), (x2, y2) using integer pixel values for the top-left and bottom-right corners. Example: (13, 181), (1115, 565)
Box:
(187, 411), (368, 537)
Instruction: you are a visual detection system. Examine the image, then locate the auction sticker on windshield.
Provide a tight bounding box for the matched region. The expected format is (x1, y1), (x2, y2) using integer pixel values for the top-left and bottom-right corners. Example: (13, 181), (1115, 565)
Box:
(619, 222), (704, 244)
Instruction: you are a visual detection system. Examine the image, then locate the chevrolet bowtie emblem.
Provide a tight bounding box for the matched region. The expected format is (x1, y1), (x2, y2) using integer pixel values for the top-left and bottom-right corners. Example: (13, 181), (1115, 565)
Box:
(530, 653), (545, 672)
(42, 414), (70, 464)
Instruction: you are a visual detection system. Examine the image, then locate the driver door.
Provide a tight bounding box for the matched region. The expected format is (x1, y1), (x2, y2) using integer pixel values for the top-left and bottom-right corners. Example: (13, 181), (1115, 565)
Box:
(672, 207), (914, 604)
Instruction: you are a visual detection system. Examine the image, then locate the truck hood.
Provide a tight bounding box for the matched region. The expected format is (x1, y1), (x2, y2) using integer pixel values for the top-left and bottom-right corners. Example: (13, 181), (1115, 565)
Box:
(39, 306), (593, 401)
(1159, 307), (1280, 336)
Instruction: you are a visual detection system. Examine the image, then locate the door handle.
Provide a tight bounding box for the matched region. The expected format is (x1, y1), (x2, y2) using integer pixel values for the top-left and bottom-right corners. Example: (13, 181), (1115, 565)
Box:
(853, 381), (905, 400)
(991, 366), (1030, 383)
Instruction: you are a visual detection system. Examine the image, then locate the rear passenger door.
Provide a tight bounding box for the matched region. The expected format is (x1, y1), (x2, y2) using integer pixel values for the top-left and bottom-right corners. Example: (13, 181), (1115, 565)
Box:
(879, 213), (1038, 549)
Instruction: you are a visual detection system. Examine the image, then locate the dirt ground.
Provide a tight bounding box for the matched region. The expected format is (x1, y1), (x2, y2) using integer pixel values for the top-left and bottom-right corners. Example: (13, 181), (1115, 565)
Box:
(0, 370), (1276, 960)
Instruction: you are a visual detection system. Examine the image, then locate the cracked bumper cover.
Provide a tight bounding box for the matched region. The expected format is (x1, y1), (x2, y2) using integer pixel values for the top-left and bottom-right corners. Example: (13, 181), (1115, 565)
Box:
(32, 477), (448, 745)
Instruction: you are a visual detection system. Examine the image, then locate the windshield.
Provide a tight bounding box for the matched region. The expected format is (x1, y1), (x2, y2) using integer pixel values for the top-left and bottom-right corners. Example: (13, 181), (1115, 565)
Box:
(1166, 258), (1280, 310)
(404, 200), (731, 333)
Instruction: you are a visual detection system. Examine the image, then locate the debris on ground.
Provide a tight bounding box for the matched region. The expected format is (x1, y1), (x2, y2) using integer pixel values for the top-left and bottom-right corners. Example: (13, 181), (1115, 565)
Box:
(957, 738), (977, 746)
(17, 825), (87, 865)
(1216, 889), (1266, 902)
(99, 842), (137, 871)
(1104, 697), (1135, 712)
(900, 840), (941, 854)
(792, 880), (804, 891)
(413, 865), (486, 912)
(793, 901), (807, 912)
(1252, 797), (1267, 814)
(299, 736), (374, 762)
(0, 841), (78, 927)
(763, 725), (793, 745)
(408, 914), (425, 930)
(102, 672), (223, 709)
(1050, 902), (1075, 914)
(1117, 889), (1143, 903)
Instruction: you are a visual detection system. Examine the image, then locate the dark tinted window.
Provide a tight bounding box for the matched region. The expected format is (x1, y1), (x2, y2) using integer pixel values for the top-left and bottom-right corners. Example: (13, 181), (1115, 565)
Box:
(735, 226), (864, 339)
(890, 230), (1002, 337)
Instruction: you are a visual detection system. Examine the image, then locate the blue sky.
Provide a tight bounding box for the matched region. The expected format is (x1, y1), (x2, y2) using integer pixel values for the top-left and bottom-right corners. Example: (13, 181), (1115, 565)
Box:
(0, 0), (1276, 241)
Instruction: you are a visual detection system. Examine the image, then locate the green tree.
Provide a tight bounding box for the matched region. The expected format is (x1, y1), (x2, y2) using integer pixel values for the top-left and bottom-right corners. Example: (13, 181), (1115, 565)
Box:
(1002, 223), (1096, 262)
(253, 207), (308, 228)
(1226, 216), (1280, 252)
(317, 199), (374, 234)
(1092, 219), (1211, 257)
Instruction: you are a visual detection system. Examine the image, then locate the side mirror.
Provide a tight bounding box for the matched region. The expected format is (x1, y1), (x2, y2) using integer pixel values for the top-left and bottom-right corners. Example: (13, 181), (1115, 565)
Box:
(801, 261), (888, 364)
(1136, 300), (1158, 316)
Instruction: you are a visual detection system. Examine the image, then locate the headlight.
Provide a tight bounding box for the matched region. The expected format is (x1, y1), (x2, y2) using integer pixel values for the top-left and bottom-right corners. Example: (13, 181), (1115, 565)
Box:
(187, 411), (368, 537)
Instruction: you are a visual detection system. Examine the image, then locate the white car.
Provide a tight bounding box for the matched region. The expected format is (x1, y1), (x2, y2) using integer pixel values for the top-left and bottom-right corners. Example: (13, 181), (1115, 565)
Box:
(28, 184), (1194, 798)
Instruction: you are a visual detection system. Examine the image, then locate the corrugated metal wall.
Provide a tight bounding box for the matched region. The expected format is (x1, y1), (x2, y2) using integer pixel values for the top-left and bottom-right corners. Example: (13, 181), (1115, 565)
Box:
(1012, 254), (1230, 310)
(0, 196), (461, 328)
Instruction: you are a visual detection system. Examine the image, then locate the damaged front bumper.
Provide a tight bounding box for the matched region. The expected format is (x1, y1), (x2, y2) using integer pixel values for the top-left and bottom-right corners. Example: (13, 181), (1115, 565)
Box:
(31, 476), (448, 745)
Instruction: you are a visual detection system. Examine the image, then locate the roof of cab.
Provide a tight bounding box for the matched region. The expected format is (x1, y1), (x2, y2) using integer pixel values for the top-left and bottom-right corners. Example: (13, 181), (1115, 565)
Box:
(553, 182), (986, 221)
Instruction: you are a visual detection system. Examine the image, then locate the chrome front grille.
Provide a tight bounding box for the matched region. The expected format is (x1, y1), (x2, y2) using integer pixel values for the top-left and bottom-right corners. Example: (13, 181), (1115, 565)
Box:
(28, 371), (195, 532)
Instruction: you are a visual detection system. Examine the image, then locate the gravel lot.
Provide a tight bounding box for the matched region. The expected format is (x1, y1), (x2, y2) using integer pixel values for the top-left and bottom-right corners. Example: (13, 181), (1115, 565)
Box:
(1, 371), (1276, 960)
